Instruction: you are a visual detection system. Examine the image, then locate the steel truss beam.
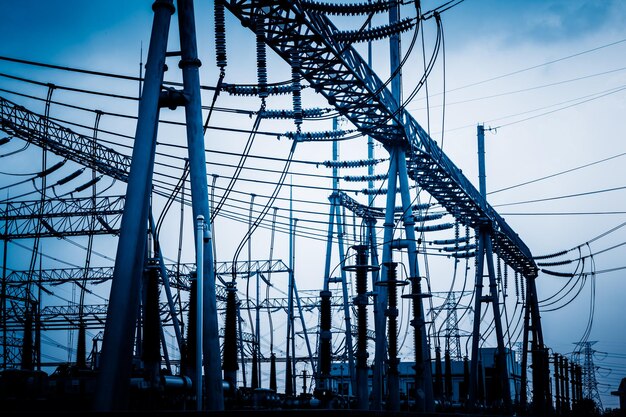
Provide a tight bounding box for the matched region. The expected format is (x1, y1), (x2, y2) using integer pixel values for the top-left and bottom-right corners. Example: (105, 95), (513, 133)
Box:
(4, 289), (345, 331)
(239, 293), (344, 310)
(5, 260), (288, 293)
(222, 0), (537, 278)
(214, 259), (291, 277)
(1, 195), (124, 239)
(0, 97), (130, 181)
(2, 302), (189, 331)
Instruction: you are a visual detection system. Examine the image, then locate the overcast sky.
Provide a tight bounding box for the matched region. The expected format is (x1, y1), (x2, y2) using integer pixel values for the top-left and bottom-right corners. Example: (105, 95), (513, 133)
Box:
(1, 0), (625, 409)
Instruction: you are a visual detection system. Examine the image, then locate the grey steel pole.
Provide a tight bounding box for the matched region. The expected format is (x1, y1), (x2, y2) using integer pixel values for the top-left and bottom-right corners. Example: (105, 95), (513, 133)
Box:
(477, 124), (486, 196)
(470, 124), (487, 409)
(397, 149), (434, 412)
(484, 235), (512, 411)
(94, 0), (173, 410)
(149, 213), (183, 352)
(374, 148), (398, 410)
(333, 207), (355, 391)
(176, 0), (224, 409)
(195, 215), (204, 411)
(470, 229), (486, 408)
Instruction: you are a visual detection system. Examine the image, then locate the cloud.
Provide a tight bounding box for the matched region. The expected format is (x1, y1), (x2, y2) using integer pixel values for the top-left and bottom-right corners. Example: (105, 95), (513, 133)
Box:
(511, 0), (615, 43)
(442, 0), (626, 50)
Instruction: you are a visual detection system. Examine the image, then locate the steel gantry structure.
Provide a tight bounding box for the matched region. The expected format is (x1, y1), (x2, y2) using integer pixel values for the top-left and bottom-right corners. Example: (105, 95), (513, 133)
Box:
(1, 195), (124, 239)
(222, 0), (541, 412)
(0, 96), (131, 183)
(220, 0), (537, 277)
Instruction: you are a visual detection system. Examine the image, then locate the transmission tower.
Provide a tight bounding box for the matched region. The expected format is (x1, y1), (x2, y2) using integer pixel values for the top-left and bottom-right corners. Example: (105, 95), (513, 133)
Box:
(441, 291), (464, 360)
(575, 341), (603, 411)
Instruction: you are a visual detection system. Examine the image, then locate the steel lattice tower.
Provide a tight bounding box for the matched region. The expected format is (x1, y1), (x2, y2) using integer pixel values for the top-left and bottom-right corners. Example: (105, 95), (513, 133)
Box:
(575, 341), (603, 411)
(442, 292), (463, 360)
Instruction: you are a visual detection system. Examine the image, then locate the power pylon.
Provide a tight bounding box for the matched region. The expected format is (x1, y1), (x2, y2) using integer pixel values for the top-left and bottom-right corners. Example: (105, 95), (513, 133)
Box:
(441, 291), (465, 361)
(574, 341), (603, 412)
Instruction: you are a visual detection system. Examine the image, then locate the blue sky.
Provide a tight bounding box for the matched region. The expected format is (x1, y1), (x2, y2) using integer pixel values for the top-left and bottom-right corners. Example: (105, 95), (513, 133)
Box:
(1, 0), (626, 410)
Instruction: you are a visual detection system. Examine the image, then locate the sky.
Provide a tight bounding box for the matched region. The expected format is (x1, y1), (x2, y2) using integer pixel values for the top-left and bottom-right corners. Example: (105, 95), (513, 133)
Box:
(1, 0), (626, 410)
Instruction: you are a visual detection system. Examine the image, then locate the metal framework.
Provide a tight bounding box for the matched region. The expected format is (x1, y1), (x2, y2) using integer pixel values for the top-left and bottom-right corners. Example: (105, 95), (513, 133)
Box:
(214, 259), (290, 277)
(1, 195), (124, 239)
(222, 0), (538, 278)
(7, 302), (189, 330)
(0, 97), (130, 182)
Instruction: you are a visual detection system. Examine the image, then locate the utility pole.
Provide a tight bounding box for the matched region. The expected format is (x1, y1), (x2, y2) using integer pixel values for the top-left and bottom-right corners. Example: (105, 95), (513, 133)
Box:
(469, 124), (512, 412)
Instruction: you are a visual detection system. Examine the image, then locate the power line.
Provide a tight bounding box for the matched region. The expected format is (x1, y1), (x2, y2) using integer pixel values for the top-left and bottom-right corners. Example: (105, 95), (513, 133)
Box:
(410, 66), (626, 112)
(492, 184), (626, 208)
(500, 211), (626, 216)
(489, 152), (626, 195)
(422, 37), (626, 97)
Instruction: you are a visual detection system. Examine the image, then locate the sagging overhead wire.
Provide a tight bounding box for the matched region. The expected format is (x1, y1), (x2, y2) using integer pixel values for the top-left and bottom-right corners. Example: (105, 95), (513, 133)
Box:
(492, 182), (626, 209)
(0, 55), (221, 93)
(211, 107), (273, 223)
(534, 221), (626, 260)
(0, 160), (66, 192)
(230, 141), (299, 279)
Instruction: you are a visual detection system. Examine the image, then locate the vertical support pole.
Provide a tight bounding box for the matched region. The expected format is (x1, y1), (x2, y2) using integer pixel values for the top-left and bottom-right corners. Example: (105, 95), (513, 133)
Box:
(570, 361), (576, 408)
(484, 236), (512, 411)
(463, 355), (470, 405)
(238, 295), (247, 388)
(292, 261), (317, 379)
(249, 195), (259, 390)
(149, 213), (183, 354)
(1, 232), (7, 369)
(472, 123), (512, 412)
(477, 124), (487, 196)
(322, 118), (355, 392)
(350, 245), (371, 410)
(381, 261), (401, 411)
(184, 273), (197, 386)
(376, 0), (402, 407)
(434, 347), (443, 402)
(94, 0), (173, 410)
(554, 353), (561, 415)
(320, 191), (335, 391)
(576, 363), (581, 407)
(563, 357), (570, 413)
(521, 285), (530, 409)
(397, 148), (433, 412)
(469, 230), (486, 407)
(269, 353), (277, 392)
(21, 307), (33, 370)
(195, 215), (204, 411)
(318, 289), (332, 399)
(471, 125), (488, 411)
(333, 202), (354, 385)
(528, 274), (549, 414)
(389, 0), (402, 106)
(176, 0), (223, 409)
(470, 125), (488, 410)
(444, 349), (453, 403)
(222, 281), (238, 394)
(389, 2), (432, 411)
(143, 260), (162, 389)
(374, 148), (398, 410)
(285, 184), (296, 397)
